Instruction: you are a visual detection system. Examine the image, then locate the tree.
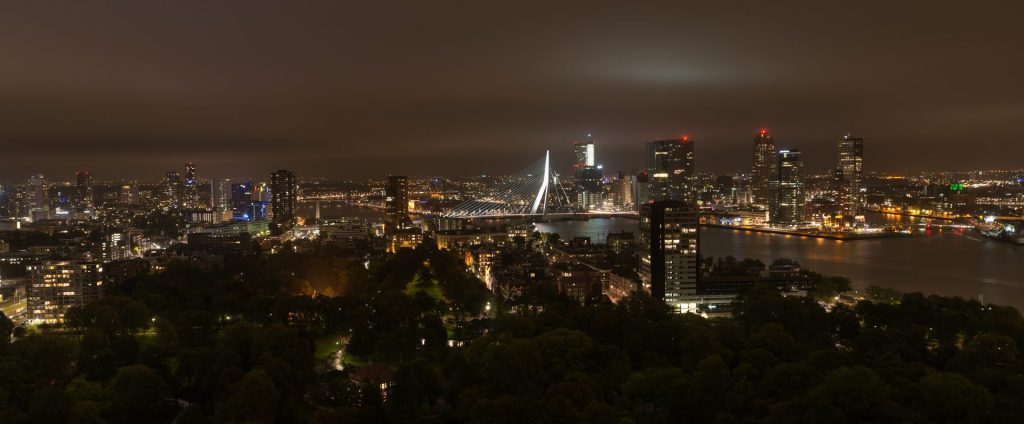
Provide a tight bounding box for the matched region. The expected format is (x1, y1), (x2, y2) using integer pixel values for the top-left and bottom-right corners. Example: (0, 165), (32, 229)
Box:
(771, 258), (800, 268)
(0, 312), (13, 345)
(950, 333), (1020, 371)
(28, 386), (71, 424)
(806, 366), (898, 422)
(104, 365), (171, 423)
(866, 285), (902, 305)
(918, 372), (993, 423)
(214, 369), (279, 424)
(811, 275), (853, 301)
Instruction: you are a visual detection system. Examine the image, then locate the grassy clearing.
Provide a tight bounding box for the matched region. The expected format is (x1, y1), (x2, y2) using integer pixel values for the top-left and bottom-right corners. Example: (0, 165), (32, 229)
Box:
(405, 273), (443, 302)
(314, 334), (348, 361)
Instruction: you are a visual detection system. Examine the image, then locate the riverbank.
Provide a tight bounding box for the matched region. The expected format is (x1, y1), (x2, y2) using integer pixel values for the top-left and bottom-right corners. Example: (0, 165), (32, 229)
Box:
(701, 223), (911, 240)
(863, 208), (961, 221)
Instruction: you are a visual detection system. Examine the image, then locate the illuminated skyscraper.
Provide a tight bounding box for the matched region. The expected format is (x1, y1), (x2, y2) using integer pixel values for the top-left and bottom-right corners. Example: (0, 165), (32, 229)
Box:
(573, 136), (603, 209)
(75, 171), (94, 209)
(634, 171), (651, 207)
(573, 137), (595, 169)
(184, 162), (199, 208)
(386, 175), (411, 231)
(230, 181), (255, 220)
(164, 170), (182, 208)
(612, 172), (634, 209)
(645, 137), (695, 202)
(769, 149), (805, 227)
(26, 174), (48, 220)
(639, 200), (700, 313)
(838, 134), (864, 218)
(27, 174), (46, 210)
(751, 130), (777, 207)
(216, 178), (233, 211)
(120, 182), (139, 205)
(270, 169), (297, 231)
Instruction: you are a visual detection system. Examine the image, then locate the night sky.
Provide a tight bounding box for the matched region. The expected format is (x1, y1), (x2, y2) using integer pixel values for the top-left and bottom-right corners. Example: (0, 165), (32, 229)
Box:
(1, 1), (1022, 180)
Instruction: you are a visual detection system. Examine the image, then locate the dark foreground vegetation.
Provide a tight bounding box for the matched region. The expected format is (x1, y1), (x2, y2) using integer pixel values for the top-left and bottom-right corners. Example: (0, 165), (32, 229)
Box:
(1, 243), (1022, 423)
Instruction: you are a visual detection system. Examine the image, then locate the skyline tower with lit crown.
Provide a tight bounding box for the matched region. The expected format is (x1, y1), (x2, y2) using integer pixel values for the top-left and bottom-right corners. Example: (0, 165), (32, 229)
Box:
(838, 133), (864, 219)
(645, 137), (695, 202)
(769, 149), (805, 227)
(751, 129), (777, 207)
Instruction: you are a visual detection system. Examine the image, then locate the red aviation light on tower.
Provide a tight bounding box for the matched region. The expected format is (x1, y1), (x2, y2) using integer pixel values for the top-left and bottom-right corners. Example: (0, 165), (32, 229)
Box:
(760, 129), (768, 135)
(681, 135), (689, 142)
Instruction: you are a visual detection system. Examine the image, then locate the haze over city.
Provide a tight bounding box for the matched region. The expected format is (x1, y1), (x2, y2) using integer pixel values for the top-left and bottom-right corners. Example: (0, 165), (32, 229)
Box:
(0, 2), (1022, 423)
(1, 1), (1022, 179)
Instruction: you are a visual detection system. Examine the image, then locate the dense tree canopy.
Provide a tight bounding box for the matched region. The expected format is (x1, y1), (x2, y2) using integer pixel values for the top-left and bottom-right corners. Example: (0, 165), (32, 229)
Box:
(0, 246), (1021, 423)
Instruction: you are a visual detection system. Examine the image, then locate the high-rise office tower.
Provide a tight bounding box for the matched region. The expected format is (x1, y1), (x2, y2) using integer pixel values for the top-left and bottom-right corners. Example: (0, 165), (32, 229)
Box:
(634, 171), (651, 208)
(27, 174), (46, 210)
(612, 172), (634, 209)
(831, 167), (849, 221)
(75, 171), (94, 209)
(27, 261), (102, 324)
(645, 137), (695, 202)
(270, 170), (297, 231)
(573, 137), (595, 169)
(639, 200), (700, 313)
(768, 149), (805, 227)
(573, 136), (603, 209)
(216, 178), (233, 211)
(230, 181), (255, 220)
(837, 134), (864, 218)
(164, 170), (182, 208)
(120, 182), (139, 205)
(184, 162), (199, 208)
(751, 130), (777, 207)
(0, 185), (9, 217)
(26, 174), (48, 220)
(385, 175), (410, 231)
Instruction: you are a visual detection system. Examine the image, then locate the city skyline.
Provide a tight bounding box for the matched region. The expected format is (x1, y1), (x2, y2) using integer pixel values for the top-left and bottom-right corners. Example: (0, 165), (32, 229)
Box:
(5, 133), (1022, 184)
(0, 3), (1022, 423)
(1, 2), (1022, 178)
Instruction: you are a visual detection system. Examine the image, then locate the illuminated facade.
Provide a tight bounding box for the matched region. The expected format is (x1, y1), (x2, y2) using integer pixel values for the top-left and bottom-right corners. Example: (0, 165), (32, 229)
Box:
(319, 218), (367, 249)
(751, 130), (777, 207)
(769, 149), (805, 227)
(27, 173), (48, 220)
(27, 261), (102, 324)
(387, 228), (422, 253)
(645, 138), (695, 202)
(184, 162), (200, 208)
(230, 181), (255, 220)
(216, 178), (233, 212)
(573, 137), (595, 168)
(164, 170), (183, 208)
(573, 136), (603, 210)
(120, 182), (139, 205)
(385, 175), (411, 231)
(270, 169), (297, 230)
(639, 200), (699, 313)
(75, 171), (94, 209)
(612, 173), (634, 209)
(838, 134), (864, 219)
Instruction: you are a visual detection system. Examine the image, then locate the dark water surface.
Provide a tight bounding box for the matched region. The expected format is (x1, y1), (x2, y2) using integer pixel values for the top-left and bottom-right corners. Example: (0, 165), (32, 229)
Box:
(299, 202), (1023, 309)
(536, 216), (1024, 309)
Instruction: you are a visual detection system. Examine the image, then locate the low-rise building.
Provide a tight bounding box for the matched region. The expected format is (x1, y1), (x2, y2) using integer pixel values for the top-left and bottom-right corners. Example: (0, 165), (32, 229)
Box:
(553, 262), (607, 305)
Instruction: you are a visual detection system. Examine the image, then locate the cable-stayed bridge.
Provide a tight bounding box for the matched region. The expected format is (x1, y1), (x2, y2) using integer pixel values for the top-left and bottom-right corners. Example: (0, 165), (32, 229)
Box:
(445, 151), (580, 218)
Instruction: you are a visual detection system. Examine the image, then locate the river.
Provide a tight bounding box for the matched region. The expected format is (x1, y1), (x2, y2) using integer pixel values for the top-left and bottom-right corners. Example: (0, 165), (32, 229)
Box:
(535, 215), (1024, 309)
(299, 202), (1024, 309)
